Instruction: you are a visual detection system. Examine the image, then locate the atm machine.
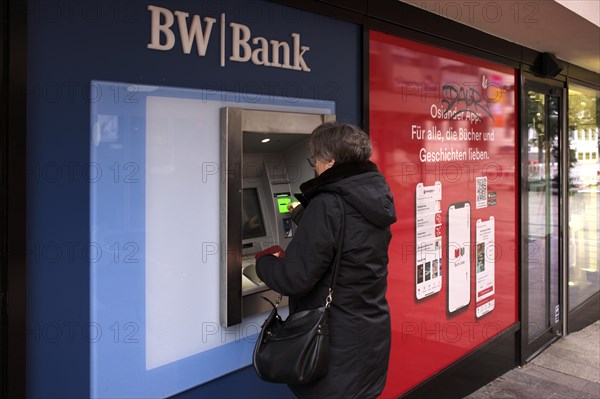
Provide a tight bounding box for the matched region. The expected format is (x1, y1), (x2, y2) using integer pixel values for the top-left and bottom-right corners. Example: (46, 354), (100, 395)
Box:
(220, 108), (335, 326)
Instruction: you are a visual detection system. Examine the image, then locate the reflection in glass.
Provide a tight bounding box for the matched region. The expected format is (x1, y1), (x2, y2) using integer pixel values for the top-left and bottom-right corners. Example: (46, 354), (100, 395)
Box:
(525, 91), (560, 341)
(568, 85), (600, 310)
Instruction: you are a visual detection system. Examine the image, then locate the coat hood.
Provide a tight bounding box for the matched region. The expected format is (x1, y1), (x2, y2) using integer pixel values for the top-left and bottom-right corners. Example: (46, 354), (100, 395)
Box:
(299, 161), (397, 228)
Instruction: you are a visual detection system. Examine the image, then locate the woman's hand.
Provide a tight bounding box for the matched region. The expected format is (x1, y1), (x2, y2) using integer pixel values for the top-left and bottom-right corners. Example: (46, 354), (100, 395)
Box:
(287, 201), (301, 212)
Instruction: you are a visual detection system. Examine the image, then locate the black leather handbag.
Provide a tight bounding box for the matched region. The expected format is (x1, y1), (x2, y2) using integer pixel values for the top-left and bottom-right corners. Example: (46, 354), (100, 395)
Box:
(253, 194), (345, 385)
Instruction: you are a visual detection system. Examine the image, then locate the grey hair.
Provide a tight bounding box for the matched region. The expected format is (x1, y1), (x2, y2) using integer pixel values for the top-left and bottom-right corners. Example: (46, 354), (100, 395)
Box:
(308, 122), (372, 163)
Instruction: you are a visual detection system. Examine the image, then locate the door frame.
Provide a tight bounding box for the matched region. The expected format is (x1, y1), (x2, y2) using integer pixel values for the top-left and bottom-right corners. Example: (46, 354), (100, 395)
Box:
(1, 0), (27, 397)
(519, 72), (567, 364)
(0, 0), (7, 393)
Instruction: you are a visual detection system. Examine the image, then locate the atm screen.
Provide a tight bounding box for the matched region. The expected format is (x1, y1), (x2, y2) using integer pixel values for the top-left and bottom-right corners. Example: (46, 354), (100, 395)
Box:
(242, 188), (267, 239)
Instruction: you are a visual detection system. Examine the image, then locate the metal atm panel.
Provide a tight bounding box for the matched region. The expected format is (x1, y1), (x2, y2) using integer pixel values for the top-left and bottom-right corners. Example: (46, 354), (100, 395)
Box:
(220, 108), (335, 326)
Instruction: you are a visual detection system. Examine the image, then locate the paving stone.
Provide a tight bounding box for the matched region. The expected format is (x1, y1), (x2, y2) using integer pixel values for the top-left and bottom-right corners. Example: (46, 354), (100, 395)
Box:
(532, 321), (600, 383)
(579, 381), (600, 398)
(519, 364), (589, 391)
(464, 321), (600, 399)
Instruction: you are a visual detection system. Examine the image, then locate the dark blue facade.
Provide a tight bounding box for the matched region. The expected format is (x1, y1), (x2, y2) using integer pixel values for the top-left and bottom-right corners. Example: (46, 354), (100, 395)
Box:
(26, 1), (360, 397)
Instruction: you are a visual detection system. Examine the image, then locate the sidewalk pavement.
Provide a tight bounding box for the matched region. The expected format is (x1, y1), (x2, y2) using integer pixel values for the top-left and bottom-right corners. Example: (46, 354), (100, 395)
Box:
(465, 320), (600, 399)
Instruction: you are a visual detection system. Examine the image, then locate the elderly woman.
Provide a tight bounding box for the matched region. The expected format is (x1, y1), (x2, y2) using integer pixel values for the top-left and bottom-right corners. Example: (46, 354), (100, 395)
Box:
(256, 122), (396, 399)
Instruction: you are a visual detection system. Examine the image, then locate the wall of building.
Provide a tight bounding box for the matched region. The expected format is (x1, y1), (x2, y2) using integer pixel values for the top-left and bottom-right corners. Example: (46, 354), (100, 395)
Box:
(6, 0), (598, 398)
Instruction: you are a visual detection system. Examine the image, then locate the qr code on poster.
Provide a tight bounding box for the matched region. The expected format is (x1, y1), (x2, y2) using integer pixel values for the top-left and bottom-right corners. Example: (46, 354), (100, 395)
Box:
(476, 177), (487, 209)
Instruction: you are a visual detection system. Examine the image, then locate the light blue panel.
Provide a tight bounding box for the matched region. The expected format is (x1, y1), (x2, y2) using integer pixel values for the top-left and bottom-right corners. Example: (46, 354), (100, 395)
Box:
(90, 81), (334, 398)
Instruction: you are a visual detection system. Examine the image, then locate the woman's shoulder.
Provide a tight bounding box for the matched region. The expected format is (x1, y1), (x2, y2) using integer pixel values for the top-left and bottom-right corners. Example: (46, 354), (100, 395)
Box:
(303, 191), (344, 221)
(309, 190), (343, 208)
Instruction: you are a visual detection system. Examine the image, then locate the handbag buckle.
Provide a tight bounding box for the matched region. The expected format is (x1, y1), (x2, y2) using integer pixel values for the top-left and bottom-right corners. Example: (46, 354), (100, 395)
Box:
(325, 288), (333, 309)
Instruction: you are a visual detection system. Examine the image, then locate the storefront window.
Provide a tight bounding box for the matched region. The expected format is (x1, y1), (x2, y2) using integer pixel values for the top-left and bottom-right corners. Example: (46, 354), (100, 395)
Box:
(568, 85), (600, 310)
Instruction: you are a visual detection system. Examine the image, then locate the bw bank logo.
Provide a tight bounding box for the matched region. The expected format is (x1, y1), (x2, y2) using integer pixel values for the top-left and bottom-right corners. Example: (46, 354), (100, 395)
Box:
(147, 5), (311, 72)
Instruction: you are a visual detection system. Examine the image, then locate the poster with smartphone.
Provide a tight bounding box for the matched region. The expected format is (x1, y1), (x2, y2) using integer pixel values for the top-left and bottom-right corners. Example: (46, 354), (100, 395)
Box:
(447, 202), (471, 314)
(369, 31), (517, 398)
(475, 217), (495, 318)
(415, 182), (443, 300)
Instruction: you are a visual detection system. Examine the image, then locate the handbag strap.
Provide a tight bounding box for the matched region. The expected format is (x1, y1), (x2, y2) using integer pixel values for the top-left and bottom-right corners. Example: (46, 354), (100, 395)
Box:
(272, 193), (346, 309)
(324, 193), (345, 309)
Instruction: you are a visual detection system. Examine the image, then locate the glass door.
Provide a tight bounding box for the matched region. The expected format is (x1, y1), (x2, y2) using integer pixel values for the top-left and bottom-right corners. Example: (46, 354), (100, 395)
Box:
(521, 81), (563, 362)
(567, 85), (600, 321)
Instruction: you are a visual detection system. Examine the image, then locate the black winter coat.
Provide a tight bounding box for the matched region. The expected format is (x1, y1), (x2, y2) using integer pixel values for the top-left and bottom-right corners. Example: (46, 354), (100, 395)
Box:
(256, 161), (397, 399)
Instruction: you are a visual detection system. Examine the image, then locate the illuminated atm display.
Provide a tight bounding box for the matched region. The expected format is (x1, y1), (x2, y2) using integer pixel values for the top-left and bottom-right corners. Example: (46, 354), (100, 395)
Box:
(275, 193), (292, 214)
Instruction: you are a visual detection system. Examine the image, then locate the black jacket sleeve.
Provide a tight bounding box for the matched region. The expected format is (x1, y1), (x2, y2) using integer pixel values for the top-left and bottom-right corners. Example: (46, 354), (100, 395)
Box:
(256, 193), (341, 296)
(289, 203), (305, 225)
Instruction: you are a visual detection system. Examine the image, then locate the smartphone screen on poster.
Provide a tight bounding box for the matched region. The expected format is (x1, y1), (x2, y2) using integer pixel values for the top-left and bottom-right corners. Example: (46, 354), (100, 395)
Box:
(475, 217), (495, 318)
(415, 182), (443, 300)
(447, 201), (471, 314)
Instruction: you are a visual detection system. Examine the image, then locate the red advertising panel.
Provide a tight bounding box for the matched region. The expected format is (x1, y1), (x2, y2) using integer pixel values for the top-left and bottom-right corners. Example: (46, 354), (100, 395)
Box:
(369, 31), (518, 397)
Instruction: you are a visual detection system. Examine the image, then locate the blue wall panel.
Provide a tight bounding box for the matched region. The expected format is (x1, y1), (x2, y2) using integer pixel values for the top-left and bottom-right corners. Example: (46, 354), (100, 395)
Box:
(173, 367), (294, 399)
(89, 82), (334, 398)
